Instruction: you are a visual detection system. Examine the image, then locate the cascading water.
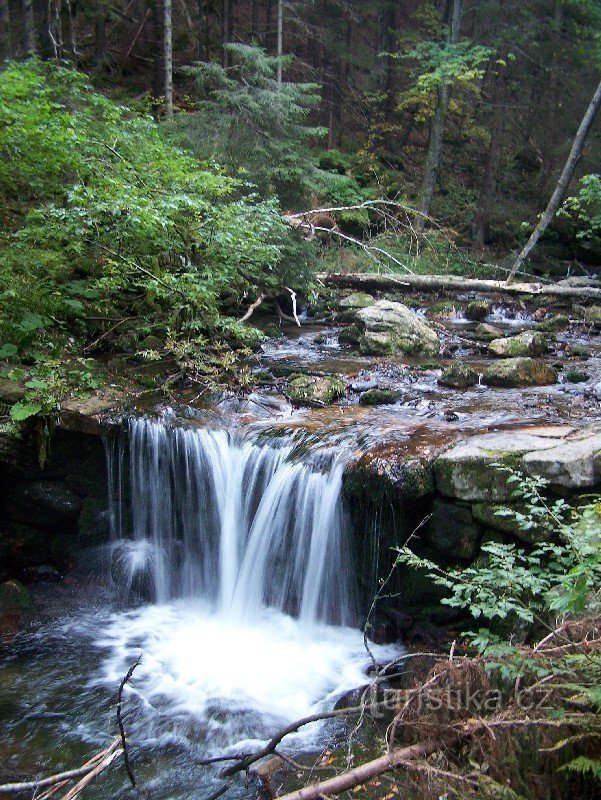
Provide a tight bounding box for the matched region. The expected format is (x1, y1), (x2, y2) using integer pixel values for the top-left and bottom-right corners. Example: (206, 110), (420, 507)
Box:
(106, 417), (354, 626)
(0, 414), (402, 800)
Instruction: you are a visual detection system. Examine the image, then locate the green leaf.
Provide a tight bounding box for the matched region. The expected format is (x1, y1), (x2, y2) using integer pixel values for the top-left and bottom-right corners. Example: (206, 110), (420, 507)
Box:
(10, 402), (43, 421)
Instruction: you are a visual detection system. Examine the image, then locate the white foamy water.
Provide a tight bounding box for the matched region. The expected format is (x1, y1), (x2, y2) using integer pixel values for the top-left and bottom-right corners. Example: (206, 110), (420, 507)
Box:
(99, 417), (402, 755)
(94, 601), (399, 751)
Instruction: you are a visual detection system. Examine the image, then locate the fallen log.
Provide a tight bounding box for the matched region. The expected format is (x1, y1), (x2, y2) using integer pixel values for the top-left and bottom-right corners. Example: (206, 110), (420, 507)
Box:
(269, 740), (439, 800)
(317, 272), (601, 300)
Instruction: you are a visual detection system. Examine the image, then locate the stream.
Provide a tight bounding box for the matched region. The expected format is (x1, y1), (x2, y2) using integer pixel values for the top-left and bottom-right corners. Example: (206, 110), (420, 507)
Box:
(1, 298), (601, 799)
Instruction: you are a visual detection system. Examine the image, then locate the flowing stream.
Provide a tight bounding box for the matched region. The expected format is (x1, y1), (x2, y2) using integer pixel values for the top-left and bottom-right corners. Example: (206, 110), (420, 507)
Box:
(1, 416), (401, 800)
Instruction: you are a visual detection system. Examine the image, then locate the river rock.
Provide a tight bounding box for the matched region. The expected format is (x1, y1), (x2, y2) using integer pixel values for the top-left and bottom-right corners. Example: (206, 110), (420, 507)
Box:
(465, 299), (491, 321)
(59, 389), (126, 435)
(358, 389), (399, 406)
(356, 300), (440, 357)
(484, 357), (557, 387)
(488, 331), (548, 358)
(434, 431), (561, 501)
(427, 499), (481, 561)
(521, 433), (601, 490)
(438, 364), (479, 389)
(534, 314), (570, 333)
(475, 323), (503, 340)
(338, 292), (375, 309)
(287, 373), (346, 406)
(338, 324), (362, 346)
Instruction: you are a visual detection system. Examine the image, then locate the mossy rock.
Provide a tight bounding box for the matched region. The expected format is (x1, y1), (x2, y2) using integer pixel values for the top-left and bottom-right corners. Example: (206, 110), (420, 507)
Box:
(358, 389), (399, 406)
(567, 344), (591, 358)
(338, 292), (375, 310)
(287, 373), (346, 406)
(534, 314), (570, 333)
(357, 300), (440, 357)
(472, 502), (548, 544)
(465, 299), (491, 321)
(438, 363), (479, 389)
(338, 324), (362, 346)
(488, 331), (548, 358)
(475, 323), (503, 340)
(484, 358), (557, 387)
(565, 369), (590, 383)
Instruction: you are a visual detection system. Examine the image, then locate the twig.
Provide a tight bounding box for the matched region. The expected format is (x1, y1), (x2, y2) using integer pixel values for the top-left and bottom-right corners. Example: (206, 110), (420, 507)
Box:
(117, 655), (142, 789)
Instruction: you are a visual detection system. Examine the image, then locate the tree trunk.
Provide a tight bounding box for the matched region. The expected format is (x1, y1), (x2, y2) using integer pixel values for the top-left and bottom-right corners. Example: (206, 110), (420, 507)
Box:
(92, 10), (109, 70)
(317, 271), (601, 300)
(276, 0), (283, 88)
(23, 0), (37, 55)
(0, 0), (11, 62)
(222, 0), (230, 67)
(472, 53), (508, 244)
(417, 0), (462, 230)
(506, 77), (601, 284)
(163, 0), (173, 116)
(251, 0), (259, 41)
(152, 0), (163, 117)
(63, 0), (77, 62)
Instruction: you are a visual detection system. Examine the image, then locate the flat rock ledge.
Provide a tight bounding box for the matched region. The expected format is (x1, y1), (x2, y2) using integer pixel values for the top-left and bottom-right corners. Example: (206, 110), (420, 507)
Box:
(434, 425), (601, 500)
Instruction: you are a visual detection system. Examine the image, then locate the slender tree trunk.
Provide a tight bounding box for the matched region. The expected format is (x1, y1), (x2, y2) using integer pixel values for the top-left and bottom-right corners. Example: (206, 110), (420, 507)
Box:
(472, 53), (507, 244)
(222, 0), (229, 66)
(0, 0), (11, 62)
(163, 0), (173, 116)
(507, 78), (601, 284)
(92, 9), (109, 70)
(251, 0), (259, 41)
(417, 0), (462, 230)
(276, 0), (283, 88)
(23, 0), (37, 55)
(152, 0), (163, 117)
(63, 0), (76, 62)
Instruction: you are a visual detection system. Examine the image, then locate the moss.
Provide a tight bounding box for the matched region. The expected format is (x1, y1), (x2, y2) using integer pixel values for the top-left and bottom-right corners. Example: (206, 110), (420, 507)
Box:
(568, 344), (592, 358)
(565, 369), (590, 383)
(287, 373), (346, 405)
(438, 363), (478, 388)
(465, 299), (491, 321)
(534, 314), (570, 333)
(338, 324), (362, 346)
(359, 389), (399, 406)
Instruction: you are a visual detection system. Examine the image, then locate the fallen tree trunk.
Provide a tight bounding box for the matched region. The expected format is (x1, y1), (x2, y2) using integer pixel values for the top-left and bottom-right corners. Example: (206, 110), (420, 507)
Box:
(271, 740), (439, 800)
(317, 272), (601, 300)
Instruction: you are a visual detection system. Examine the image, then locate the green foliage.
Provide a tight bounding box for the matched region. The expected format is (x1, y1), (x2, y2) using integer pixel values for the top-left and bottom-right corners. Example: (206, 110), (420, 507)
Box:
(396, 468), (601, 650)
(166, 44), (327, 207)
(0, 60), (308, 412)
(560, 174), (601, 240)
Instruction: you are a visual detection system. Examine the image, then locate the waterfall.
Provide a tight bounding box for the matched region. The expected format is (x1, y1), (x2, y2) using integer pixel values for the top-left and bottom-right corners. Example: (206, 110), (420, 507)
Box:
(105, 417), (354, 627)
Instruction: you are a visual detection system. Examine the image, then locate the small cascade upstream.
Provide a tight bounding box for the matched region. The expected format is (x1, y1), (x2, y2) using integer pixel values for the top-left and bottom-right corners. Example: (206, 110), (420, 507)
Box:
(106, 417), (353, 626)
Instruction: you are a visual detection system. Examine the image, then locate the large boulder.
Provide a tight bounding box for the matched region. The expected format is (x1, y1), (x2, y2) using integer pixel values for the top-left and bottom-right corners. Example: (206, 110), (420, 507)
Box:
(488, 331), (548, 358)
(521, 434), (601, 491)
(471, 502), (548, 544)
(484, 357), (557, 387)
(356, 300), (440, 357)
(434, 431), (562, 501)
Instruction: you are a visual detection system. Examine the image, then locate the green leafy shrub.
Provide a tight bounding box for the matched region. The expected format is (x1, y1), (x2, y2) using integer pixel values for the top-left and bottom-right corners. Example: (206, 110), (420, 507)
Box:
(0, 60), (309, 408)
